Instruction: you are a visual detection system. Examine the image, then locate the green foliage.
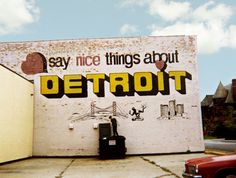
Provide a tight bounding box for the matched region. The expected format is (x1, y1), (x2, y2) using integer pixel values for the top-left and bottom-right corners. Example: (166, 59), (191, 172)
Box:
(204, 135), (217, 139)
(213, 106), (236, 140)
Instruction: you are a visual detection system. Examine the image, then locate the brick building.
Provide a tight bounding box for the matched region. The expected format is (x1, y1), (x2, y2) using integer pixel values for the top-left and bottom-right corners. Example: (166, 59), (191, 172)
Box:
(201, 80), (236, 139)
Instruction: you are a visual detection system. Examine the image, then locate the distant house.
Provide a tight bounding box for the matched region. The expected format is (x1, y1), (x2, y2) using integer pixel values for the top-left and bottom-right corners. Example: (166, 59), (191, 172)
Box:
(201, 80), (236, 139)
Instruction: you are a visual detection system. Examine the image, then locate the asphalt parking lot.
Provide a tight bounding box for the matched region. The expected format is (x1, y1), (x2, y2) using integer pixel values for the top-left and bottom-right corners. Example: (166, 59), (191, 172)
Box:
(0, 153), (214, 178)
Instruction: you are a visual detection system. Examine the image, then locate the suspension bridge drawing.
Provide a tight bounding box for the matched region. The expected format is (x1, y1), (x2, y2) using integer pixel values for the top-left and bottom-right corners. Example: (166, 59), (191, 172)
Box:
(68, 101), (129, 123)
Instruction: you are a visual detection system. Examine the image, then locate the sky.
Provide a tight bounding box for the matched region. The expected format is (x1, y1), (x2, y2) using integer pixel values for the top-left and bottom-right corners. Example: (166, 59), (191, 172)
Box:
(0, 0), (235, 100)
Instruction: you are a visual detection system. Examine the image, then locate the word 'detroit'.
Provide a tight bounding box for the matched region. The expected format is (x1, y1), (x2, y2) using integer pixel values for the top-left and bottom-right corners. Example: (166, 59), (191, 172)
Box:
(40, 70), (191, 98)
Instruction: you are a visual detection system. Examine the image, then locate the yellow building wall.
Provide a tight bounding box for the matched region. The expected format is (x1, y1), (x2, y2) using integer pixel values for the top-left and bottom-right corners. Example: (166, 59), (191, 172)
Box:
(0, 65), (34, 163)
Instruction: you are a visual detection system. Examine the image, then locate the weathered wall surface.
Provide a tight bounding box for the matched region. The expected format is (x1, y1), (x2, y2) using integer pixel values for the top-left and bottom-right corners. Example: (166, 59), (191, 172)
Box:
(0, 36), (204, 156)
(0, 65), (34, 163)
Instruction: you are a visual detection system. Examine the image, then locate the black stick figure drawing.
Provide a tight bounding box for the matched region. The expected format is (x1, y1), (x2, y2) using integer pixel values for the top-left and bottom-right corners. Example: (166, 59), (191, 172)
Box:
(129, 105), (146, 121)
(109, 116), (119, 136)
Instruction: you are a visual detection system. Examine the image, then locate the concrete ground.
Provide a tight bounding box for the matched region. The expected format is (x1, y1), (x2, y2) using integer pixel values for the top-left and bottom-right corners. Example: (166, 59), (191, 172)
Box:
(0, 153), (216, 178)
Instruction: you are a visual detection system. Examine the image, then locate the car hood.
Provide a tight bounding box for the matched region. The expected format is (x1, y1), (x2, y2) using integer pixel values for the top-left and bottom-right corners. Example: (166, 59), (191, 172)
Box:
(186, 154), (236, 165)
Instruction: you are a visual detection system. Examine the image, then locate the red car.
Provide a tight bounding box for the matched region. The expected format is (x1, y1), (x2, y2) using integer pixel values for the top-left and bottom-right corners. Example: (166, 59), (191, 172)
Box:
(183, 154), (236, 178)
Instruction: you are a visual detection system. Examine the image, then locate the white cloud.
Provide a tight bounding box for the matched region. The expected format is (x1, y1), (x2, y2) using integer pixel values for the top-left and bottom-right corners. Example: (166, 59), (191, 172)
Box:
(151, 21), (229, 54)
(120, 24), (139, 35)
(150, 1), (235, 54)
(193, 1), (232, 23)
(120, 0), (150, 7)
(0, 0), (40, 35)
(120, 0), (236, 54)
(120, 0), (191, 21)
(149, 0), (191, 21)
(228, 25), (236, 48)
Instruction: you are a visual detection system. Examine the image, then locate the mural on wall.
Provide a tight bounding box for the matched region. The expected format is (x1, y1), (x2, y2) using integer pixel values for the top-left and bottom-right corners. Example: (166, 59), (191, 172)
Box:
(157, 100), (189, 120)
(129, 105), (146, 121)
(67, 101), (149, 127)
(18, 39), (193, 126)
(16, 38), (194, 127)
(21, 52), (48, 75)
(68, 101), (128, 123)
(38, 71), (192, 98)
(16, 46), (192, 99)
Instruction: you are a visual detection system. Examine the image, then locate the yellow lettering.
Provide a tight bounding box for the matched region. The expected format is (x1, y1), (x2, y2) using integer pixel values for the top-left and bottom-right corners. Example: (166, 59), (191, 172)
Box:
(64, 74), (82, 94)
(39, 71), (191, 98)
(40, 75), (60, 95)
(169, 71), (187, 91)
(110, 73), (129, 93)
(134, 72), (153, 92)
(87, 74), (105, 94)
(157, 72), (165, 91)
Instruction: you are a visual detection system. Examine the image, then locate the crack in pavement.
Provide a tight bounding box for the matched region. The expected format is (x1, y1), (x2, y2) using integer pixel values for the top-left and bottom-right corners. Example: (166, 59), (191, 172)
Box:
(141, 157), (181, 178)
(55, 159), (75, 178)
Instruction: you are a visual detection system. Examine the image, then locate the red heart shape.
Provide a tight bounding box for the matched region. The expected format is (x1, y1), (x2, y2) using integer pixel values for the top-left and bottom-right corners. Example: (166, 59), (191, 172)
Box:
(21, 52), (45, 75)
(155, 60), (165, 70)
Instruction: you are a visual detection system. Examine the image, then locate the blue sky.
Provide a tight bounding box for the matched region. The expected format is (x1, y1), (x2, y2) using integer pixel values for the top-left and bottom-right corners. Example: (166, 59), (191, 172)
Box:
(0, 0), (235, 100)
